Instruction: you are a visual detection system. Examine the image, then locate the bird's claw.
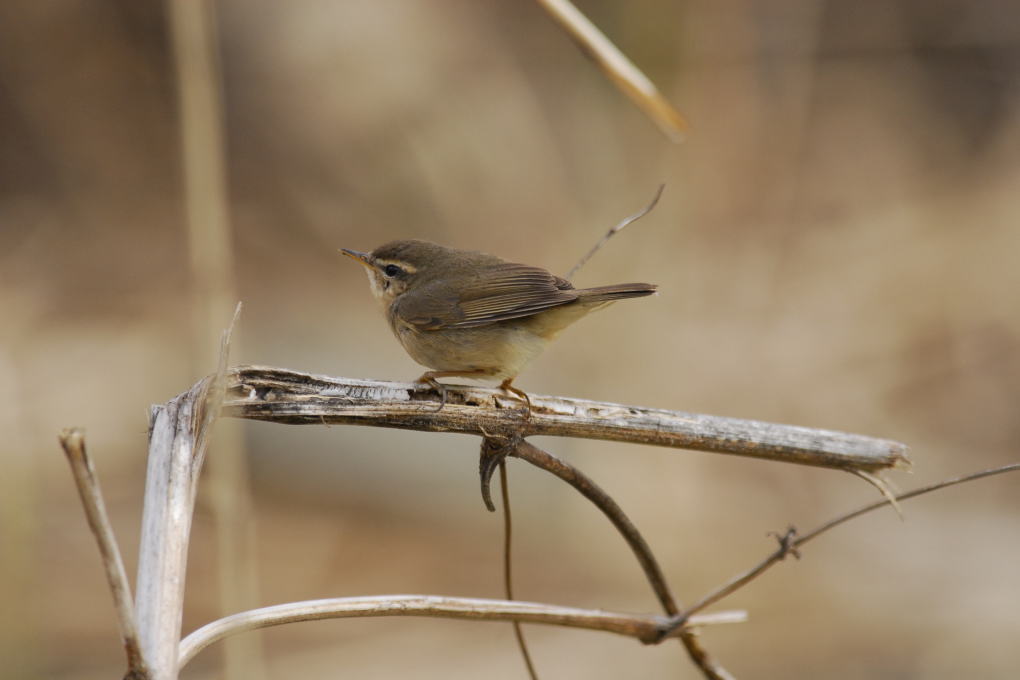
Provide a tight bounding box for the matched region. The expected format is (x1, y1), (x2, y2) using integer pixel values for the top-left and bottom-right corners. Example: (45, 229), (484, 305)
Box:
(416, 377), (447, 412)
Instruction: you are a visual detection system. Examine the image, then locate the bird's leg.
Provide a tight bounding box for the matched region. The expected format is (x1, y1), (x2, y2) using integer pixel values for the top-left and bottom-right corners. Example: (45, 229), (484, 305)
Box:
(417, 369), (491, 411)
(499, 378), (532, 419)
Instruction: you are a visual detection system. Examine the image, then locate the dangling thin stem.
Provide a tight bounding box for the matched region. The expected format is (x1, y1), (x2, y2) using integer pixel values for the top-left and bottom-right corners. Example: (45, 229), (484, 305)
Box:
(567, 184), (665, 282)
(500, 460), (539, 680)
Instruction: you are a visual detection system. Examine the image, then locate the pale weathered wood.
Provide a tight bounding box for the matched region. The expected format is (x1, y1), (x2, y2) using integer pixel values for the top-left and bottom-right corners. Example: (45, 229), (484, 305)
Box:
(133, 304), (238, 680)
(224, 366), (910, 473)
(134, 384), (208, 680)
(178, 595), (746, 668)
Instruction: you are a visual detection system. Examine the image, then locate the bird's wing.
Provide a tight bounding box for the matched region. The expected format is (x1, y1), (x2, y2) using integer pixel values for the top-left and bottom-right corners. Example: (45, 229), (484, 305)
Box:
(393, 263), (578, 330)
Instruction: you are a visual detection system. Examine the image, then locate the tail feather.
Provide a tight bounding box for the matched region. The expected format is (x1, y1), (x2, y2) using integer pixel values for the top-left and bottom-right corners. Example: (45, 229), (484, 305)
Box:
(577, 283), (657, 302)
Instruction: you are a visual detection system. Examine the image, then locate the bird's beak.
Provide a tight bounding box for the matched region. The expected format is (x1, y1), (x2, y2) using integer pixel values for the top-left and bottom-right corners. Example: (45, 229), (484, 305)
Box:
(339, 248), (373, 269)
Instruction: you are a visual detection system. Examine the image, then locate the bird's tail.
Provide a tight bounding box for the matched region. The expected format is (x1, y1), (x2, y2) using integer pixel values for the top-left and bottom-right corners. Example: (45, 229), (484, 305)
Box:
(577, 283), (657, 302)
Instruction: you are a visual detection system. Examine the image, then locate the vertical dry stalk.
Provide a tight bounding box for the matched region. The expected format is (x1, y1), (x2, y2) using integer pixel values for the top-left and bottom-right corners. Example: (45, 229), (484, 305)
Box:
(132, 306), (238, 680)
(0, 351), (36, 680)
(135, 384), (209, 680)
(166, 1), (263, 678)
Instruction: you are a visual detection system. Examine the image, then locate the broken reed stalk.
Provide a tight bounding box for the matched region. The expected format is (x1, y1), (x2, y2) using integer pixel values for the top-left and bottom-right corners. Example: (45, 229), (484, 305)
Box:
(224, 366), (910, 475)
(133, 305), (239, 680)
(134, 379), (215, 680)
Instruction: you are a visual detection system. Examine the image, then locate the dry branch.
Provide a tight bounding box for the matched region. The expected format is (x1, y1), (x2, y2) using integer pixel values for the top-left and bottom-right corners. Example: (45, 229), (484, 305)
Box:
(224, 366), (909, 473)
(655, 462), (1020, 640)
(66, 355), (923, 680)
(220, 364), (910, 680)
(508, 439), (678, 614)
(508, 439), (732, 678)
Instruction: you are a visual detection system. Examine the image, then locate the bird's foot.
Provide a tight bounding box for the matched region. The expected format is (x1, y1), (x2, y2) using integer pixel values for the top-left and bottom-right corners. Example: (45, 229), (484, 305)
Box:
(498, 379), (532, 420)
(416, 374), (448, 412)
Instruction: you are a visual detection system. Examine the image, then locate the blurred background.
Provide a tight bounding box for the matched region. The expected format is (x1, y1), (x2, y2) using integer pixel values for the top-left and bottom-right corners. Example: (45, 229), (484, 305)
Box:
(3, 1), (1019, 678)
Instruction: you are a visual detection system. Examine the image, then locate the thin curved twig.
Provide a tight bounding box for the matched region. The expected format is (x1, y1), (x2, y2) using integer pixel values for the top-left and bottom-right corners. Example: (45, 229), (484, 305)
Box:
(177, 595), (748, 668)
(658, 462), (1020, 638)
(566, 184), (665, 281)
(511, 441), (678, 614)
(499, 461), (539, 679)
(851, 469), (903, 520)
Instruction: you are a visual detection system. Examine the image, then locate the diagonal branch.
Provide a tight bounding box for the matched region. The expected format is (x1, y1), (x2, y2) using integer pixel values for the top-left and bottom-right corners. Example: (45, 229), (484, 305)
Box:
(657, 462), (1020, 639)
(224, 366), (909, 474)
(511, 441), (678, 615)
(535, 0), (688, 141)
(509, 439), (734, 680)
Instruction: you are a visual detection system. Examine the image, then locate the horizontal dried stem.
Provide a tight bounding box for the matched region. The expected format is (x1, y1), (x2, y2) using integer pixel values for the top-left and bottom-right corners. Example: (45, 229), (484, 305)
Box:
(178, 595), (747, 667)
(224, 366), (909, 473)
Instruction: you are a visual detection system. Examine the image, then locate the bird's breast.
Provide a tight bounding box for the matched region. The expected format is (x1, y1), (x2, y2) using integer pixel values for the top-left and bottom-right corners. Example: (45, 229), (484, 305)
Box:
(390, 320), (549, 381)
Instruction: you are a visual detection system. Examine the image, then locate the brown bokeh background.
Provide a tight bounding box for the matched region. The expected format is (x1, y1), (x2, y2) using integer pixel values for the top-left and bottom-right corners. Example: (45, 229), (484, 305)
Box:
(3, 1), (1019, 679)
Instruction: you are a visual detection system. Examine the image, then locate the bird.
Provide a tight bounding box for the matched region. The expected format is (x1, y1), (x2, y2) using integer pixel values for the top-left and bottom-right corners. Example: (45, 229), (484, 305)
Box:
(341, 239), (656, 409)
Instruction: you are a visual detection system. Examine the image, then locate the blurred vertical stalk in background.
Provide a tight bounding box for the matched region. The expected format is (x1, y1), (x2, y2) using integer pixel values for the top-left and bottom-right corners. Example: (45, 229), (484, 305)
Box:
(0, 353), (38, 679)
(166, 1), (264, 678)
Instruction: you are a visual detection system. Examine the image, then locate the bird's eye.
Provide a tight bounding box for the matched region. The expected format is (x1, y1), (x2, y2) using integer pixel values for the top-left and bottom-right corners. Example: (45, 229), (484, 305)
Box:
(383, 264), (402, 278)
